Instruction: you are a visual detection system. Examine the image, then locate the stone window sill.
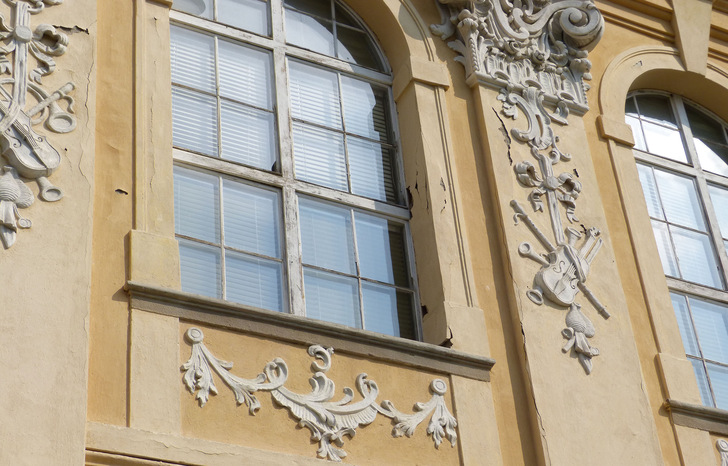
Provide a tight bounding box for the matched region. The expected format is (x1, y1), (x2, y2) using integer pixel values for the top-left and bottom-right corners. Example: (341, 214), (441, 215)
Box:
(125, 281), (495, 382)
(664, 399), (728, 435)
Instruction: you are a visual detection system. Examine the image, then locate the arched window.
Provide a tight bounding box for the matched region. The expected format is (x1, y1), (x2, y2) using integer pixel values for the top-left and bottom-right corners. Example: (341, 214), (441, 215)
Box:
(627, 92), (728, 409)
(169, 0), (419, 339)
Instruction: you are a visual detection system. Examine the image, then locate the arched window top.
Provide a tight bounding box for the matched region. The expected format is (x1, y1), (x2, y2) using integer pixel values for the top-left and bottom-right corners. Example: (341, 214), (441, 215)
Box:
(169, 0), (420, 339)
(172, 0), (387, 72)
(628, 91), (728, 410)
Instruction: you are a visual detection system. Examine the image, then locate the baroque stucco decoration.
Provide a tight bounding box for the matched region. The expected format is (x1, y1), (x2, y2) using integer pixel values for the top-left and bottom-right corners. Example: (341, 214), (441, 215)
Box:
(719, 439), (728, 466)
(432, 1), (607, 374)
(0, 0), (76, 249)
(182, 328), (458, 462)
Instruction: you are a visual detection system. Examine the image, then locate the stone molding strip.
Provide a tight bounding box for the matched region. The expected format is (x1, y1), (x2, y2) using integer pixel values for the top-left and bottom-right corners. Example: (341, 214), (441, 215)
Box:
(664, 399), (728, 436)
(126, 281), (495, 382)
(86, 422), (326, 466)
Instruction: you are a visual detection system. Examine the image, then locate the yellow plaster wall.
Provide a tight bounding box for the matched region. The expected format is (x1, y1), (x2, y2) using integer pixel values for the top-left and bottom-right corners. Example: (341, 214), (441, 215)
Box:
(88, 0), (135, 427)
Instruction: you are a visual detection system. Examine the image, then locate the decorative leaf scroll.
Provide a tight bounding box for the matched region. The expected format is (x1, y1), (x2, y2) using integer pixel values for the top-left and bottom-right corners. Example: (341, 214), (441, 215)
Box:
(718, 439), (728, 466)
(432, 1), (609, 373)
(182, 328), (459, 462)
(0, 0), (76, 249)
(432, 0), (604, 111)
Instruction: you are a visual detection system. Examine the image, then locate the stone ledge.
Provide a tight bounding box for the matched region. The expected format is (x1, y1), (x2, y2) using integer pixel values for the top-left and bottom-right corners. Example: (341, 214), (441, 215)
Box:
(664, 399), (728, 435)
(86, 422), (324, 466)
(126, 281), (495, 382)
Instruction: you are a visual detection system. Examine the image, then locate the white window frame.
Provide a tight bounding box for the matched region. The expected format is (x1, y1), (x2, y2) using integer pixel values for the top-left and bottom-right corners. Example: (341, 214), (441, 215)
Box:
(630, 90), (728, 408)
(170, 0), (423, 339)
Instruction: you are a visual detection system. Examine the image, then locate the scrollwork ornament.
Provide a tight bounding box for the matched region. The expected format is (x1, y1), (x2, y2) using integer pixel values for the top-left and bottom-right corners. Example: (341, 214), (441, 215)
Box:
(719, 439), (728, 466)
(0, 0), (76, 249)
(181, 328), (459, 462)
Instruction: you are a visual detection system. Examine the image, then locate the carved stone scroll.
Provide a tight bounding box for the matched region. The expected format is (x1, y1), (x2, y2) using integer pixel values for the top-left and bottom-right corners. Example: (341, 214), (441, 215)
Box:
(0, 0), (76, 249)
(182, 328), (458, 462)
(719, 439), (728, 466)
(432, 1), (607, 373)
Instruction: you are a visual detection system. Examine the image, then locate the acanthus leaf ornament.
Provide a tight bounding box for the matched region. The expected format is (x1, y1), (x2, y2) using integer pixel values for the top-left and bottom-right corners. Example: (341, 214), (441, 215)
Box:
(182, 328), (459, 462)
(0, 0), (76, 249)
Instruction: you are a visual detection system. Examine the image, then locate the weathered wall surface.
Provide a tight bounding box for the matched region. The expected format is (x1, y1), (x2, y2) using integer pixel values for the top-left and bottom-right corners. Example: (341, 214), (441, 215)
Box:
(0, 0), (95, 464)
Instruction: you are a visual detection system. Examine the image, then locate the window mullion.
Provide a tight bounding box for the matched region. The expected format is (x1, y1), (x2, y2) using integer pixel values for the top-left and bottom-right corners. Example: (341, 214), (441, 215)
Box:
(274, 48), (293, 179)
(270, 0), (285, 45)
(674, 95), (703, 171)
(218, 176), (227, 299)
(283, 185), (305, 316)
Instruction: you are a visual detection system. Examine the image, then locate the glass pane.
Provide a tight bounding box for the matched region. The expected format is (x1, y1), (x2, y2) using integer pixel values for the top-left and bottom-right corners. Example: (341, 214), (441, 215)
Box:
(226, 252), (283, 311)
(179, 239), (221, 298)
(694, 139), (728, 177)
(285, 0), (332, 19)
(299, 198), (355, 274)
(170, 26), (215, 92)
(671, 226), (723, 288)
(707, 363), (728, 410)
(303, 268), (360, 328)
(654, 169), (706, 231)
(172, 87), (218, 156)
(690, 297), (728, 363)
(626, 116), (646, 152)
(220, 102), (276, 170)
(651, 220), (679, 277)
(289, 61), (341, 129)
(360, 283), (412, 338)
(355, 212), (408, 286)
(218, 0), (269, 36)
(173, 0), (212, 18)
(708, 185), (728, 239)
(174, 167), (220, 243)
(341, 76), (389, 142)
(636, 94), (678, 127)
(348, 138), (396, 203)
(285, 9), (335, 56)
(636, 164), (664, 220)
(334, 3), (358, 27)
(222, 180), (280, 257)
(643, 122), (688, 163)
(690, 359), (714, 407)
(337, 26), (380, 70)
(625, 96), (638, 117)
(292, 123), (347, 190)
(670, 292), (700, 357)
(686, 103), (725, 144)
(218, 40), (272, 110)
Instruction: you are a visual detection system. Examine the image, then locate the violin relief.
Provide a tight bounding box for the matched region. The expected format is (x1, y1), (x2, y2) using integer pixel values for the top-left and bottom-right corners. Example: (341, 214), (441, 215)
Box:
(0, 0), (76, 249)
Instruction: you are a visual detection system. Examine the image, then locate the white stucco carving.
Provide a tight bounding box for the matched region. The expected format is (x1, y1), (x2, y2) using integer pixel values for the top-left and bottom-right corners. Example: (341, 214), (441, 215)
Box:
(433, 1), (607, 374)
(182, 328), (458, 462)
(432, 0), (603, 112)
(719, 439), (728, 466)
(0, 0), (76, 248)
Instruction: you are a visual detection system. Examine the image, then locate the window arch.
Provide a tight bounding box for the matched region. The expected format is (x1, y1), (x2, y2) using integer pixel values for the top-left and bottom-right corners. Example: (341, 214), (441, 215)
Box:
(169, 0), (420, 339)
(628, 91), (728, 409)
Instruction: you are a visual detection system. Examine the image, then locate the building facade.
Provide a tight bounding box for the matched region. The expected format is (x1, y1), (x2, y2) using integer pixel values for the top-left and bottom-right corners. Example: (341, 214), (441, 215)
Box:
(1, 0), (728, 464)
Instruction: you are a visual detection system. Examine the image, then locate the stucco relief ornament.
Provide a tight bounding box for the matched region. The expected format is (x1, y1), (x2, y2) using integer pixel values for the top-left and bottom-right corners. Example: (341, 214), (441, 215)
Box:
(182, 328), (458, 462)
(719, 439), (728, 466)
(432, 1), (607, 373)
(0, 0), (76, 249)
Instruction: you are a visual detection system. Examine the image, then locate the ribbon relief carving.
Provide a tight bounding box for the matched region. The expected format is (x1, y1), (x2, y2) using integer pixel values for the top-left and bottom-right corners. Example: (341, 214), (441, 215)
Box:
(0, 0), (76, 249)
(432, 0), (607, 374)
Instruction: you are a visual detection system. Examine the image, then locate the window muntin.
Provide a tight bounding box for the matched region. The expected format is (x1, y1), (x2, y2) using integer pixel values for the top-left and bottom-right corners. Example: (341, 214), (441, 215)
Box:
(173, 0), (270, 36)
(629, 91), (728, 409)
(171, 0), (418, 339)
